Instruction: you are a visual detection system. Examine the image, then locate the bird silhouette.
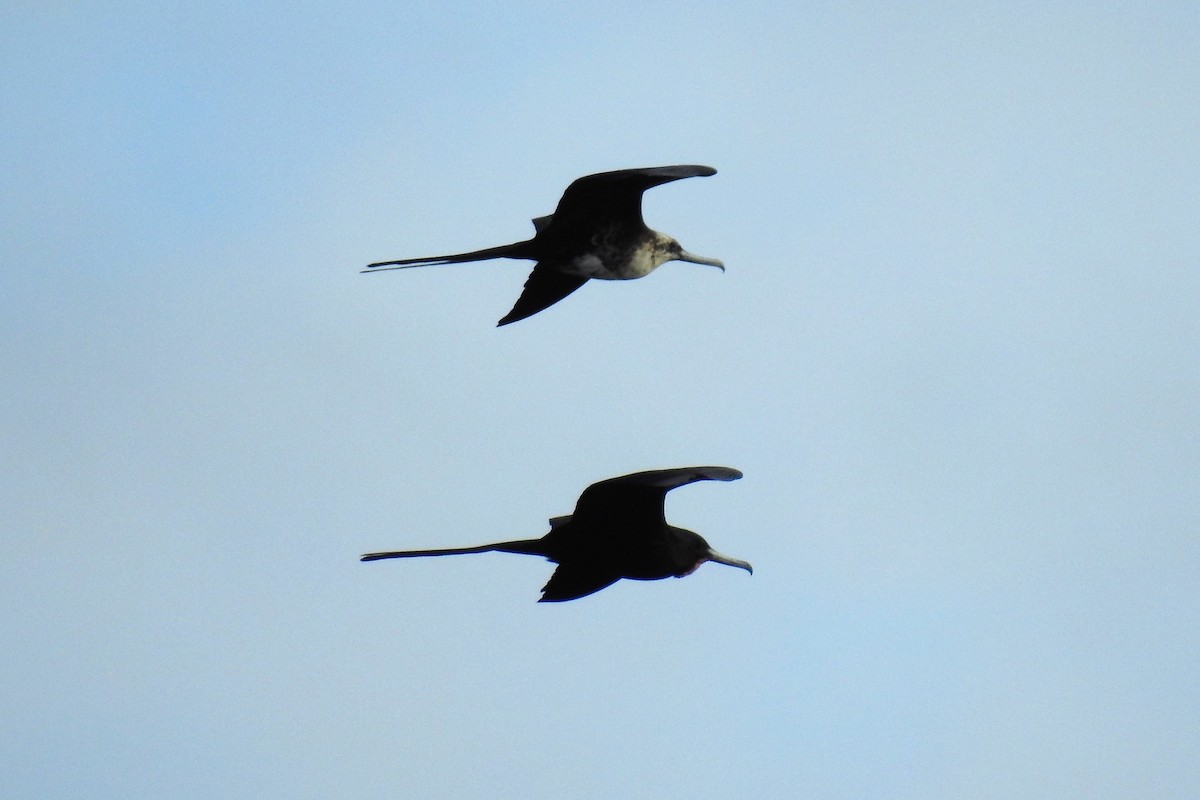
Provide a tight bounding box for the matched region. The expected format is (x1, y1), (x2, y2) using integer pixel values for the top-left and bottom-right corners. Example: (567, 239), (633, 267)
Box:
(361, 466), (750, 602)
(364, 165), (724, 326)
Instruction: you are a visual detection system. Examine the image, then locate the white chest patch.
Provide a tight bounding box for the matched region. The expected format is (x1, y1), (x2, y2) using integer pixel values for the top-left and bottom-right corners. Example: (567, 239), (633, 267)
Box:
(569, 254), (611, 279)
(568, 250), (658, 280)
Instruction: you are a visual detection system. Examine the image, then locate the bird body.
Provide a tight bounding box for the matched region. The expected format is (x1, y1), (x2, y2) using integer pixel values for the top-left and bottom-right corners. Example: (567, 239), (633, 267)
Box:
(365, 165), (723, 325)
(562, 230), (688, 280)
(361, 466), (750, 602)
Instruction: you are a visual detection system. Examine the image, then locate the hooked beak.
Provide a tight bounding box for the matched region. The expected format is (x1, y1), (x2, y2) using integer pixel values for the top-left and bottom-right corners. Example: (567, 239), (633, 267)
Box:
(706, 548), (753, 574)
(676, 249), (725, 272)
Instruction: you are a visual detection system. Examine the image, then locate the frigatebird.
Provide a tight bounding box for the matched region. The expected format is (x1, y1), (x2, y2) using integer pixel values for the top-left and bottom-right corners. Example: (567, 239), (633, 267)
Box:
(364, 165), (724, 326)
(361, 466), (750, 602)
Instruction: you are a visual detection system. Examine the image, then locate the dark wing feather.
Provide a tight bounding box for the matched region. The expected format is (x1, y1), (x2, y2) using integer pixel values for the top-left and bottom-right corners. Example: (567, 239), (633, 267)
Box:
(571, 466), (742, 526)
(551, 165), (716, 230)
(538, 565), (621, 602)
(497, 264), (588, 326)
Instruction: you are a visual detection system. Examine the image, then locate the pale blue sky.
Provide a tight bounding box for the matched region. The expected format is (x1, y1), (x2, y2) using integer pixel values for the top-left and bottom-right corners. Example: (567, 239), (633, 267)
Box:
(3, 3), (1198, 798)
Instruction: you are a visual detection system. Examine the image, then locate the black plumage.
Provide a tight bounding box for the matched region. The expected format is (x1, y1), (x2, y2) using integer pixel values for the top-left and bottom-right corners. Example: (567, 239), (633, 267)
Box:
(365, 165), (724, 325)
(361, 466), (751, 602)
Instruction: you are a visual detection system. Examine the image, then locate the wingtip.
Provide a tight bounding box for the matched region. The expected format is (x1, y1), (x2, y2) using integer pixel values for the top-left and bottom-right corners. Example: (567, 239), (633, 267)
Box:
(703, 466), (743, 482)
(496, 300), (527, 326)
(670, 164), (716, 178)
(496, 301), (529, 327)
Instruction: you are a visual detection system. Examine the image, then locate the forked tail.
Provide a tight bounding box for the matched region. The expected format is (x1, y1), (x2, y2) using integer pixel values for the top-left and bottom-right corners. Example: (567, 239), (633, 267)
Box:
(361, 538), (547, 561)
(363, 240), (536, 272)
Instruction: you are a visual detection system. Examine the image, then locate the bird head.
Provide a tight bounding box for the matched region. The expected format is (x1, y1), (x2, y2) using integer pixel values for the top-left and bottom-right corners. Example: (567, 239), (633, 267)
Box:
(673, 527), (752, 577)
(653, 233), (725, 272)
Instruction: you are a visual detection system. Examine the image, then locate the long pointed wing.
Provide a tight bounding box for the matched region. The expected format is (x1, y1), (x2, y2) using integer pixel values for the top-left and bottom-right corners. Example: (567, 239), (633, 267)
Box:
(571, 466), (742, 526)
(550, 165), (716, 230)
(497, 264), (589, 326)
(538, 564), (621, 602)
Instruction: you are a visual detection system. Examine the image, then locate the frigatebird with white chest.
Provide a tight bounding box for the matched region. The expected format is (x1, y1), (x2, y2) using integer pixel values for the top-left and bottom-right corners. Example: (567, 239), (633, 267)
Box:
(364, 165), (724, 325)
(361, 466), (751, 602)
